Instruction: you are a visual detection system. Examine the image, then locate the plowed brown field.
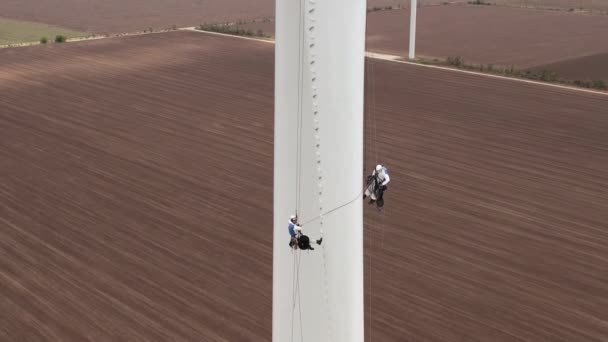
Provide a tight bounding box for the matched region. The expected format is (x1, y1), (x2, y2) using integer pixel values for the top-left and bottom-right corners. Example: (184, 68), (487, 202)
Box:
(371, 0), (608, 11)
(1, 31), (608, 341)
(365, 5), (608, 69)
(240, 5), (608, 81)
(0, 0), (400, 34)
(0, 31), (274, 342)
(363, 57), (608, 341)
(0, 0), (275, 33)
(492, 0), (608, 12)
(530, 52), (608, 81)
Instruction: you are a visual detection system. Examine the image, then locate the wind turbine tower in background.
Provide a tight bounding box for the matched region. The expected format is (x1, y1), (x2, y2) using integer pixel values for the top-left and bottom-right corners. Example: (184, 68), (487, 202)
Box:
(409, 0), (418, 59)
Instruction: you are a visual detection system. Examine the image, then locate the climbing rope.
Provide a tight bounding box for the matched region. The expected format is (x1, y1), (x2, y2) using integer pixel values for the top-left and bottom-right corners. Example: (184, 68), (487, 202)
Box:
(291, 0), (307, 341)
(297, 252), (304, 342)
(370, 58), (379, 165)
(291, 249), (297, 341)
(368, 240), (373, 342)
(363, 12), (379, 342)
(364, 45), (370, 174)
(364, 50), (380, 170)
(295, 0), (306, 218)
(291, 249), (304, 342)
(299, 188), (365, 226)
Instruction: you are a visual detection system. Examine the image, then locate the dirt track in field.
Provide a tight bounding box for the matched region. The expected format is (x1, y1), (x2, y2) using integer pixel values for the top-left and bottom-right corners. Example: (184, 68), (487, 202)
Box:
(1, 31), (608, 341)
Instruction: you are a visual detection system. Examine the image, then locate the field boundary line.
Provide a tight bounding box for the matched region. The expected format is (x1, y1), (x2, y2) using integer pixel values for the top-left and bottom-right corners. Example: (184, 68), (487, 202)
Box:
(0, 28), (182, 49)
(180, 27), (275, 44)
(3, 25), (606, 97)
(0, 26), (271, 49)
(187, 28), (607, 97)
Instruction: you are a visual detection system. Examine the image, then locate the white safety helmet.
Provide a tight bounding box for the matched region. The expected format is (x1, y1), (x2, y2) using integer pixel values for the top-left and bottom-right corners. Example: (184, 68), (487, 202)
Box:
(375, 164), (383, 172)
(290, 214), (297, 222)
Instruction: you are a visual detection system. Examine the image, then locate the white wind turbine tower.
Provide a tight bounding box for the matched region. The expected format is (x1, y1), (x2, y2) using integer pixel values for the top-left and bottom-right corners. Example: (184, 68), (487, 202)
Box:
(410, 0), (418, 59)
(273, 0), (366, 341)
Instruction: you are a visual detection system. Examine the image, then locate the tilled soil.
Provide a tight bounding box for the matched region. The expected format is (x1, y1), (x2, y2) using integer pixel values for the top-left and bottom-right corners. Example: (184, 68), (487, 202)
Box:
(1, 31), (607, 341)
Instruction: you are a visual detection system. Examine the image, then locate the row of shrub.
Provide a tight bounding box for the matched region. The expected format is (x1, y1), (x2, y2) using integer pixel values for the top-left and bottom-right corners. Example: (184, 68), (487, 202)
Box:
(467, 0), (492, 5)
(573, 79), (607, 90)
(198, 23), (269, 38)
(40, 35), (66, 44)
(367, 6), (396, 13)
(466, 0), (608, 14)
(418, 56), (606, 90)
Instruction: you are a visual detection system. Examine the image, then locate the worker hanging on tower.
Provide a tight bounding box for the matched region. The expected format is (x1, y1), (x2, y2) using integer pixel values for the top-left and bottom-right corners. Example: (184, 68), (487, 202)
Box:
(288, 214), (322, 250)
(364, 164), (390, 208)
